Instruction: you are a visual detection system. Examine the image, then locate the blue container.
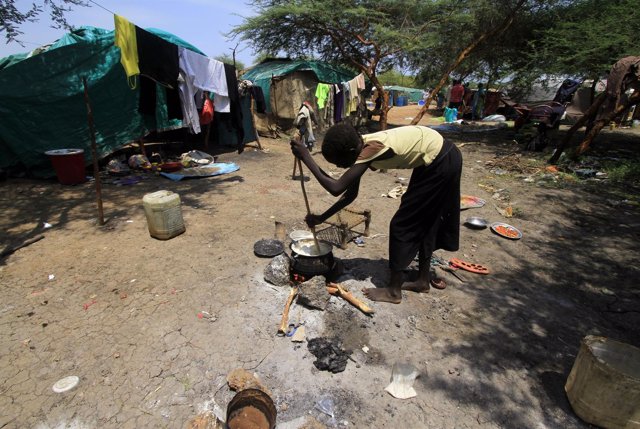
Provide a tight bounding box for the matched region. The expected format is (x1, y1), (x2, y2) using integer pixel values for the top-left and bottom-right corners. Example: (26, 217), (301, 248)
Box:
(396, 96), (407, 107)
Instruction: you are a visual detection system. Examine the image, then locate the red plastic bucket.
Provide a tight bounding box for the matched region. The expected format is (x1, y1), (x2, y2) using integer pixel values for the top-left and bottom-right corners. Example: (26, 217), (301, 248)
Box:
(45, 149), (86, 185)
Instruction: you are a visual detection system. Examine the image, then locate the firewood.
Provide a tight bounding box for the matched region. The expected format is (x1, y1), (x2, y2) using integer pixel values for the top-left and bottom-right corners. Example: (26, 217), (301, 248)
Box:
(326, 283), (374, 315)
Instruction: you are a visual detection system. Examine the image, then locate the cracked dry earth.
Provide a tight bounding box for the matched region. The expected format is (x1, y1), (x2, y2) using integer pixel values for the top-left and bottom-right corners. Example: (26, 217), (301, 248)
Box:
(1, 117), (639, 428)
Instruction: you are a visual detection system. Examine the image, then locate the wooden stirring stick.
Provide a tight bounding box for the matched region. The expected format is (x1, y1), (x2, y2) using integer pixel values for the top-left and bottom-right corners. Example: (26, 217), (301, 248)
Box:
(297, 158), (321, 251)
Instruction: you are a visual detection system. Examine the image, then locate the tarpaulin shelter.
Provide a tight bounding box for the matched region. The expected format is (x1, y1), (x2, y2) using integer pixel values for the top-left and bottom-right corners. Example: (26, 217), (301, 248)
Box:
(383, 86), (425, 105)
(0, 26), (254, 178)
(240, 59), (358, 134)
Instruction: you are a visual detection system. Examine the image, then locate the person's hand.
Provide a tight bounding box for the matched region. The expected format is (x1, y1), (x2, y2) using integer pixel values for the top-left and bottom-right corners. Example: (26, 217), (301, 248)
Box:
(290, 133), (308, 160)
(305, 213), (323, 228)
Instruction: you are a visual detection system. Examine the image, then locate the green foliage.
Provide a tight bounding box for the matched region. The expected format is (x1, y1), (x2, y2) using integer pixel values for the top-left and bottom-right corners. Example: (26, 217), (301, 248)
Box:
(0, 0), (88, 44)
(605, 161), (640, 186)
(230, 0), (435, 75)
(378, 69), (417, 87)
(214, 54), (245, 72)
(529, 0), (640, 80)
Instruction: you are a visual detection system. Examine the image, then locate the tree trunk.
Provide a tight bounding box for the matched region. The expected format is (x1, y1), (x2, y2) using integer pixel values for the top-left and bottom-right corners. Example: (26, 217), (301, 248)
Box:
(576, 91), (640, 156)
(411, 0), (526, 125)
(369, 76), (390, 130)
(548, 93), (605, 163)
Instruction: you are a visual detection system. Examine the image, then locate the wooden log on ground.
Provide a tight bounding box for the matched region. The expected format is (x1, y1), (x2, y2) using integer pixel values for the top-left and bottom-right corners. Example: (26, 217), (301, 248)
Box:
(277, 286), (299, 335)
(326, 283), (374, 315)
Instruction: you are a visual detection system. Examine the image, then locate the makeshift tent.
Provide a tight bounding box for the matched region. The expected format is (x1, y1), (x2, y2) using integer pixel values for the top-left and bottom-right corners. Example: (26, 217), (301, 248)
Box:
(383, 86), (425, 104)
(241, 59), (358, 133)
(0, 26), (254, 178)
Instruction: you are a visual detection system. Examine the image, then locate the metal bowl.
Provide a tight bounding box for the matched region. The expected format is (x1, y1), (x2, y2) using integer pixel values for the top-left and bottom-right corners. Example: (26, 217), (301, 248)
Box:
(464, 217), (489, 229)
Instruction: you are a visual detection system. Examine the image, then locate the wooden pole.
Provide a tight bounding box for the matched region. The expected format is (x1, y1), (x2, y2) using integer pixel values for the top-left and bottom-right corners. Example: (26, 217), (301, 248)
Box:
(297, 159), (321, 251)
(82, 77), (105, 226)
(249, 97), (263, 150)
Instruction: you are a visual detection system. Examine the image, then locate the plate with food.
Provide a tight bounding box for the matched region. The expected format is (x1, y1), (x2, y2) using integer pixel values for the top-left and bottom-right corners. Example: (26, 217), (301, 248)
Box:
(490, 222), (522, 240)
(460, 195), (486, 210)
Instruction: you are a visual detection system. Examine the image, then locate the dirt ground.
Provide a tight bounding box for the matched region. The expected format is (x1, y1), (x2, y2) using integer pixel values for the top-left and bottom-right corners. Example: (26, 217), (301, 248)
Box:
(1, 105), (639, 429)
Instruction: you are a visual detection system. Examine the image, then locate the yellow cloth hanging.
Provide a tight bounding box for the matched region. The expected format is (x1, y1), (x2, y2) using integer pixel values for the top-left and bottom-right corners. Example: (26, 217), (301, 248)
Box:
(315, 83), (331, 109)
(114, 15), (139, 89)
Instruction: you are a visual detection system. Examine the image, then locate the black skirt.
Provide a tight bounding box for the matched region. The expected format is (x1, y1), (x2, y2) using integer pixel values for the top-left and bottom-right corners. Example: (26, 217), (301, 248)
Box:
(388, 140), (462, 271)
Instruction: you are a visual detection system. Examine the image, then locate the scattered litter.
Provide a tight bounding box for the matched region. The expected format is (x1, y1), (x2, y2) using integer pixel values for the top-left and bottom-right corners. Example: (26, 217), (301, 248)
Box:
(291, 326), (306, 342)
(491, 168), (508, 176)
(385, 363), (419, 399)
(130, 279), (136, 283)
(316, 397), (336, 419)
(353, 237), (365, 247)
(126, 220), (133, 223)
(48, 274), (55, 281)
(574, 168), (598, 179)
(83, 300), (97, 310)
(386, 185), (406, 199)
(495, 205), (514, 218)
(307, 337), (350, 373)
(52, 375), (80, 393)
(362, 346), (369, 354)
(43, 222), (52, 229)
(197, 311), (217, 322)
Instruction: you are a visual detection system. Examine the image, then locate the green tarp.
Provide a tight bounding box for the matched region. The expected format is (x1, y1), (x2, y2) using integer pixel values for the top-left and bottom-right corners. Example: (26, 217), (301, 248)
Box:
(384, 85), (425, 103)
(241, 59), (356, 113)
(0, 26), (204, 177)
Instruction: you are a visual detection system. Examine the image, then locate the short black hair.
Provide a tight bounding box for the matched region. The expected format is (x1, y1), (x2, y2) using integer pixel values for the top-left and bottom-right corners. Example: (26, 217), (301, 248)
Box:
(321, 123), (362, 168)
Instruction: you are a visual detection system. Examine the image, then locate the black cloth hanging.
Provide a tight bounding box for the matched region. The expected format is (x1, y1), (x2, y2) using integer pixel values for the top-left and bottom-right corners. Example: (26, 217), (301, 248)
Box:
(250, 86), (267, 113)
(219, 63), (244, 153)
(135, 26), (182, 119)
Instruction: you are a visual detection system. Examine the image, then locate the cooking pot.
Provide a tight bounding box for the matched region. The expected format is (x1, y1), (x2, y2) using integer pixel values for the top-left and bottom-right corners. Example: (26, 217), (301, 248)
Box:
(290, 238), (334, 278)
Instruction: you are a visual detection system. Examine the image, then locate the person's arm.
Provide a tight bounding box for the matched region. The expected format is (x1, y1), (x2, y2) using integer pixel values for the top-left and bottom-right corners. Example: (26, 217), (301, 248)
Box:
(291, 137), (369, 196)
(306, 178), (361, 226)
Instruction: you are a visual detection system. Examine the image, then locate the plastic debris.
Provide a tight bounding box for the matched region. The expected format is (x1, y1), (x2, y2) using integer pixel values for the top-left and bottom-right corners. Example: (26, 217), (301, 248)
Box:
(316, 397), (336, 419)
(48, 274), (55, 281)
(43, 222), (52, 229)
(52, 375), (80, 393)
(385, 363), (419, 399)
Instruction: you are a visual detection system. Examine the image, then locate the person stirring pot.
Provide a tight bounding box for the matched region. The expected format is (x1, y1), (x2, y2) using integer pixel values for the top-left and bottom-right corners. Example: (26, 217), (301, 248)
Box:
(290, 123), (462, 304)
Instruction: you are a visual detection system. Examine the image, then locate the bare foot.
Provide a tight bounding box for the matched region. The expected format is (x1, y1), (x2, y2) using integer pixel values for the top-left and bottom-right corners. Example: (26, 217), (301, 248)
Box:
(401, 280), (430, 293)
(362, 287), (402, 304)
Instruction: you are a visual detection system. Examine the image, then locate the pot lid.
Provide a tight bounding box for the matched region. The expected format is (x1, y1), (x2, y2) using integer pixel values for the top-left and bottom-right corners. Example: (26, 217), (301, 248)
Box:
(254, 239), (284, 257)
(291, 238), (332, 257)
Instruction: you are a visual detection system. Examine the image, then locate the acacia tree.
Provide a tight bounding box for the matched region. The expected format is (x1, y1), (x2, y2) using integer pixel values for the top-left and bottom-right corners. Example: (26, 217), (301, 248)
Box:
(1, 0), (88, 45)
(409, 0), (533, 124)
(231, 0), (441, 129)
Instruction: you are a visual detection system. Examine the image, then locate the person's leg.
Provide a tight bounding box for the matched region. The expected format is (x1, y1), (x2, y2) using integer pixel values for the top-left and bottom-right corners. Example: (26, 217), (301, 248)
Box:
(401, 246), (431, 292)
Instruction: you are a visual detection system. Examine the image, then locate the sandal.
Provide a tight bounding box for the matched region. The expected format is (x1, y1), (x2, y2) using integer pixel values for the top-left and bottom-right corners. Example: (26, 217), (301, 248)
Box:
(430, 278), (447, 290)
(449, 258), (490, 275)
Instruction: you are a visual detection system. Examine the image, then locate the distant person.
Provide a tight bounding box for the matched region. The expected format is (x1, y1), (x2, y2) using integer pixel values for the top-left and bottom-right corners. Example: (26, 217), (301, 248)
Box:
(472, 83), (486, 120)
(294, 101), (317, 151)
(436, 91), (445, 109)
(290, 123), (462, 304)
(448, 80), (464, 110)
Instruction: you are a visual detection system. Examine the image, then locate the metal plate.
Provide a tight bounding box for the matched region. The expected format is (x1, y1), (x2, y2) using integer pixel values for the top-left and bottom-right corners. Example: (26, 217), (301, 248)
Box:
(253, 239), (284, 257)
(490, 222), (523, 240)
(464, 217), (488, 229)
